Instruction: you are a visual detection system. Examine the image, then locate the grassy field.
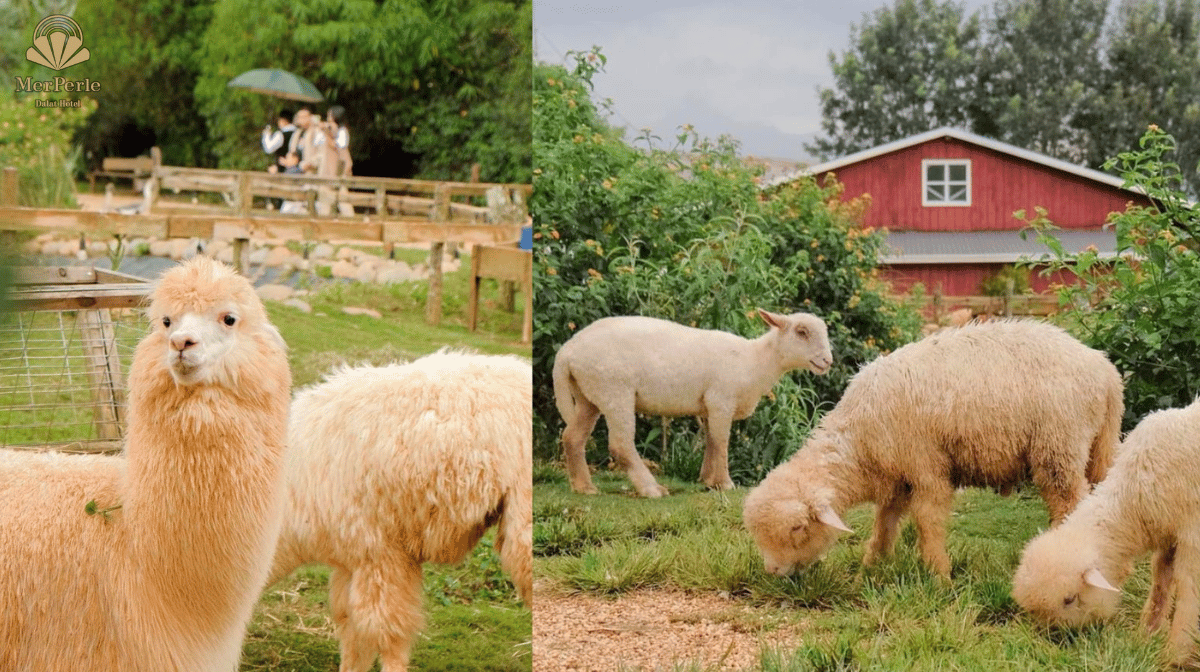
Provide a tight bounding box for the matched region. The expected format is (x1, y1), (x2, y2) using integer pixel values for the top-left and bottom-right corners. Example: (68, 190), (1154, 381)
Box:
(533, 467), (1167, 671)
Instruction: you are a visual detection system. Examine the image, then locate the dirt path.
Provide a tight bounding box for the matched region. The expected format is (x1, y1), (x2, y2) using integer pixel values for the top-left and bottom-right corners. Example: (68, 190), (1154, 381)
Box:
(532, 581), (807, 672)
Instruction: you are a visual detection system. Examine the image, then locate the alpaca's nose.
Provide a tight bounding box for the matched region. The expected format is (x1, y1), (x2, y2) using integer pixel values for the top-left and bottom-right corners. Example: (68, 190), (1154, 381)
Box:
(170, 332), (198, 352)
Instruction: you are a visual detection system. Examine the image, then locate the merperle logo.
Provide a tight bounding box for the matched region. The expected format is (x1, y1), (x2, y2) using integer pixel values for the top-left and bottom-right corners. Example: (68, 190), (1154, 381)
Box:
(25, 15), (90, 71)
(15, 14), (99, 98)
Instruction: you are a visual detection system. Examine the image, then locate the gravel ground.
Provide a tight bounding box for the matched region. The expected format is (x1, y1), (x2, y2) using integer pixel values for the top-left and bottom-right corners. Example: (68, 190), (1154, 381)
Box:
(532, 582), (806, 672)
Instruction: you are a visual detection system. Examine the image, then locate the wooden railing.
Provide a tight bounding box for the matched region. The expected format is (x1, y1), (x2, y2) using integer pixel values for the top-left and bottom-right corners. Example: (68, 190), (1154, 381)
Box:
(0, 166), (532, 327)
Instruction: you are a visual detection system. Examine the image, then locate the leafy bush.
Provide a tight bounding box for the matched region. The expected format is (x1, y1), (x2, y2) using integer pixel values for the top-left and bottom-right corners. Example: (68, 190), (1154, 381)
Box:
(0, 94), (95, 207)
(1025, 125), (1200, 428)
(532, 49), (922, 484)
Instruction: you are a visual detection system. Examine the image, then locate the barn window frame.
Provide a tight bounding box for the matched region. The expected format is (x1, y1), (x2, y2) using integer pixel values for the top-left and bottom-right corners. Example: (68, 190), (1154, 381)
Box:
(922, 159), (972, 207)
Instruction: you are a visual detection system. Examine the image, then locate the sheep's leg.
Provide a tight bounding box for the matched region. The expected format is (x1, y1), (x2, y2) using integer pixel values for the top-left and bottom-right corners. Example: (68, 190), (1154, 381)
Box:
(909, 481), (955, 580)
(562, 398), (601, 495)
(1142, 544), (1177, 634)
(605, 397), (668, 498)
(1032, 448), (1089, 525)
(864, 484), (912, 566)
(1165, 543), (1200, 668)
(698, 409), (735, 491)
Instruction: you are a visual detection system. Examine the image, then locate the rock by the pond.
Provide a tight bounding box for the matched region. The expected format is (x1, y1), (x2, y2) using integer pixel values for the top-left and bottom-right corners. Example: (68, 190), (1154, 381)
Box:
(149, 240), (172, 258)
(331, 260), (358, 279)
(376, 264), (421, 284)
(248, 248), (269, 265)
(311, 243), (335, 260)
(335, 246), (356, 261)
(342, 306), (382, 319)
(355, 265), (377, 284)
(256, 284), (294, 302)
(265, 245), (294, 267)
(282, 298), (312, 313)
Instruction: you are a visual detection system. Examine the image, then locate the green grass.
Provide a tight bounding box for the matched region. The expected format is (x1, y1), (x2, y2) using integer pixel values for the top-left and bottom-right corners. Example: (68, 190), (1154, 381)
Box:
(534, 466), (1168, 671)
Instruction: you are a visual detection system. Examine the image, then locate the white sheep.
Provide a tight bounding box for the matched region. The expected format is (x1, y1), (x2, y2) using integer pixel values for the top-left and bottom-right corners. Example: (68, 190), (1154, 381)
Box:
(552, 310), (832, 497)
(1012, 398), (1200, 667)
(268, 350), (532, 672)
(0, 256), (292, 671)
(743, 320), (1123, 580)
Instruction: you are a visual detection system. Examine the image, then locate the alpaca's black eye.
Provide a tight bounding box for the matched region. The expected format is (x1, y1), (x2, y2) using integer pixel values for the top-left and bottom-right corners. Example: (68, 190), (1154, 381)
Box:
(223, 314), (237, 327)
(162, 317), (171, 328)
(1064, 595), (1077, 606)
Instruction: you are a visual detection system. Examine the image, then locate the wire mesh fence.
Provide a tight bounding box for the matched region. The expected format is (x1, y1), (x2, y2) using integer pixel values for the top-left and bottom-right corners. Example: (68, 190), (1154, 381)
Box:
(0, 266), (151, 454)
(0, 308), (146, 452)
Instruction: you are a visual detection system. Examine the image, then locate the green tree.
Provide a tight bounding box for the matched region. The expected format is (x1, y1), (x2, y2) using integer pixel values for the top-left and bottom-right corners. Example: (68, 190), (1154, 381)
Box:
(70, 0), (214, 167)
(810, 0), (983, 159)
(973, 0), (1108, 161)
(1084, 0), (1200, 194)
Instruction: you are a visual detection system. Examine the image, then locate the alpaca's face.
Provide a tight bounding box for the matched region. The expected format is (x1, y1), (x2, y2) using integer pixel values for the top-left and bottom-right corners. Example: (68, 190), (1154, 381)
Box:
(157, 301), (249, 387)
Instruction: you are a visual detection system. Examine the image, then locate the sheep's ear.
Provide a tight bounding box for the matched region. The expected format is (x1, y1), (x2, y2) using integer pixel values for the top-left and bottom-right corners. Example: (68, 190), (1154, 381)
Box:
(757, 309), (786, 330)
(1083, 567), (1119, 593)
(816, 505), (852, 533)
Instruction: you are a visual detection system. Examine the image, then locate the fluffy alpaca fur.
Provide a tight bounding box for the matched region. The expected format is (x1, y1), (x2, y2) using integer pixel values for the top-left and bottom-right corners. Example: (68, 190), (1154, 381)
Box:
(0, 256), (291, 672)
(268, 351), (532, 672)
(553, 310), (832, 497)
(1012, 399), (1200, 667)
(743, 320), (1122, 579)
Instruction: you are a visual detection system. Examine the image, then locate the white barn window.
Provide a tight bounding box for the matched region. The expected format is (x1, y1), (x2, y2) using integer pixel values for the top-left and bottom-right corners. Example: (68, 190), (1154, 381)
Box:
(922, 159), (971, 206)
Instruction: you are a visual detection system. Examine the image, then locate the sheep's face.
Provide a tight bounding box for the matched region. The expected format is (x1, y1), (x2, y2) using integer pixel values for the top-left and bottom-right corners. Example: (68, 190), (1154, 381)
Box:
(145, 257), (285, 388)
(1012, 530), (1121, 627)
(758, 309), (833, 376)
(743, 486), (847, 576)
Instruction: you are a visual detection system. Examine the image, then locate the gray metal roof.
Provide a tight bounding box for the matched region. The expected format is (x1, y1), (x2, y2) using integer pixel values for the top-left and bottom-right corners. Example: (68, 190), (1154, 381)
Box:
(881, 229), (1119, 265)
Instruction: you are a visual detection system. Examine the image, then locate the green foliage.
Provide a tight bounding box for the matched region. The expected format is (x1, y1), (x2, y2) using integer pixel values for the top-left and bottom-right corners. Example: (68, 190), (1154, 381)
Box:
(533, 49), (921, 483)
(978, 264), (1031, 296)
(810, 0), (982, 159)
(71, 0), (214, 167)
(194, 0), (530, 182)
(0, 94), (95, 206)
(1024, 126), (1200, 427)
(974, 0), (1107, 159)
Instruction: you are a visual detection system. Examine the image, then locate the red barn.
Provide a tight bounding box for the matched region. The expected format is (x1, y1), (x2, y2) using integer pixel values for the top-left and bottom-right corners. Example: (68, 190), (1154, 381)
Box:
(773, 127), (1153, 295)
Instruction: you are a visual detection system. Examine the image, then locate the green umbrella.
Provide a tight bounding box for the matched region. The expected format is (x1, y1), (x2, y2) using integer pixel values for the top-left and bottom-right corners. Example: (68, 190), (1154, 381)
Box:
(227, 68), (323, 103)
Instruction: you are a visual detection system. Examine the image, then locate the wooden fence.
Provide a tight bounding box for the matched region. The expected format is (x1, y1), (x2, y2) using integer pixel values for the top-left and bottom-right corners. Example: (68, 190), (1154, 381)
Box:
(0, 166), (532, 328)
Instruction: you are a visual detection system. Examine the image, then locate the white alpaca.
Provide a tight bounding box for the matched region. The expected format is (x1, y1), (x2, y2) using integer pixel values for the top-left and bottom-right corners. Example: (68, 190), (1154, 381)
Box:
(269, 351), (532, 672)
(0, 256), (291, 671)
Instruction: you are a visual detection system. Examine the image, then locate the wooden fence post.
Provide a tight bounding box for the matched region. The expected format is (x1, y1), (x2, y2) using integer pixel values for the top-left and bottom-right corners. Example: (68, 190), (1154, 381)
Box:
(425, 183), (450, 326)
(233, 172), (251, 275)
(1, 167), (18, 206)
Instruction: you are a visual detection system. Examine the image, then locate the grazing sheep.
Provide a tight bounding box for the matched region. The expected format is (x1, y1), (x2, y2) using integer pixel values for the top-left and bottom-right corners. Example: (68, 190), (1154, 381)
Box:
(268, 351), (532, 672)
(0, 256), (291, 671)
(743, 320), (1122, 579)
(1012, 398), (1200, 667)
(552, 310), (832, 497)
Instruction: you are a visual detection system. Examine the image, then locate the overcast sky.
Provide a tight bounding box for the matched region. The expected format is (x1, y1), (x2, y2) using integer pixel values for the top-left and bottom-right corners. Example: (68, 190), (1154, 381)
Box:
(533, 0), (990, 162)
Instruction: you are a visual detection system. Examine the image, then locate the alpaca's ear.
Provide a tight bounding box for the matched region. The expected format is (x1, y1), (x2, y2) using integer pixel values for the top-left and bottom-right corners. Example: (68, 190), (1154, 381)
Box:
(261, 323), (287, 352)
